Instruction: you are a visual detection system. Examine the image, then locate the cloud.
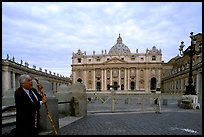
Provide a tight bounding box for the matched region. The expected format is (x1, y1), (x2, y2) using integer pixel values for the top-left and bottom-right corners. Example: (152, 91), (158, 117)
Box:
(2, 2), (202, 77)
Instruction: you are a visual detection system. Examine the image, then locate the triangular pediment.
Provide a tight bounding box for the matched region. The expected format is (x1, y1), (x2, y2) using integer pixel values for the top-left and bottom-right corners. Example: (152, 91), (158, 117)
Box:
(104, 57), (128, 64)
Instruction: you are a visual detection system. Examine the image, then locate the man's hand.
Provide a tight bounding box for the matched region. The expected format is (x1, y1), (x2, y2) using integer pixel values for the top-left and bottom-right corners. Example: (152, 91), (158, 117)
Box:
(42, 96), (47, 104)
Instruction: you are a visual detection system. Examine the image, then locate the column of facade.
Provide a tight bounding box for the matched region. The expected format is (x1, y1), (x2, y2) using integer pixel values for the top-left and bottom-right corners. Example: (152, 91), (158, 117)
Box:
(196, 72), (202, 95)
(185, 77), (188, 86)
(110, 68), (112, 86)
(127, 68), (130, 90)
(72, 71), (76, 83)
(136, 69), (139, 90)
(180, 79), (184, 93)
(179, 79), (181, 93)
(93, 69), (96, 90)
(145, 69), (149, 92)
(157, 69), (161, 89)
(101, 69), (104, 90)
(104, 69), (107, 90)
(168, 82), (170, 93)
(124, 68), (127, 90)
(118, 68), (121, 90)
(171, 81), (173, 91)
(83, 70), (87, 87)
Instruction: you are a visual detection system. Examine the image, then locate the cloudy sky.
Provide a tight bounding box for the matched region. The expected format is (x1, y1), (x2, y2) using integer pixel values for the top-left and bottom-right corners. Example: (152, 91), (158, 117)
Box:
(2, 2), (202, 77)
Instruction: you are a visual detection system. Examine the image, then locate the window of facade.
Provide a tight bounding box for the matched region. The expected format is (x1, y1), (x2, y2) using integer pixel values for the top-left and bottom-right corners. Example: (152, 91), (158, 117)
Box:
(96, 56), (100, 62)
(113, 69), (118, 77)
(152, 56), (156, 61)
(78, 58), (81, 63)
(131, 55), (135, 60)
(96, 69), (101, 77)
(107, 69), (110, 78)
(121, 69), (124, 78)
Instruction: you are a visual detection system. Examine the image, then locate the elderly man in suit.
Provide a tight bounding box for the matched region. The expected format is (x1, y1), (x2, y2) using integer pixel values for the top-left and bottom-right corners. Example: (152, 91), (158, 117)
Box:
(15, 74), (46, 135)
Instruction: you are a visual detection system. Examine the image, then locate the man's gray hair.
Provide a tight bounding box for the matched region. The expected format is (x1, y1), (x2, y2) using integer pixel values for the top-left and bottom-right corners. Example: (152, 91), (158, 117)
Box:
(19, 74), (31, 85)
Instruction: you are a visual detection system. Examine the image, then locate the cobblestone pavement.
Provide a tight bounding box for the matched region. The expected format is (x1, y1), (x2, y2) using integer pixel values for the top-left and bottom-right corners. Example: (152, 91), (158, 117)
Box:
(59, 108), (202, 135)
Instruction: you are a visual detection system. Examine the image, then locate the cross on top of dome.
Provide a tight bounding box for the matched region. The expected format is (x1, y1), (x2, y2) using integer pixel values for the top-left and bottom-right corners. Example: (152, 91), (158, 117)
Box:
(117, 33), (122, 44)
(109, 34), (131, 56)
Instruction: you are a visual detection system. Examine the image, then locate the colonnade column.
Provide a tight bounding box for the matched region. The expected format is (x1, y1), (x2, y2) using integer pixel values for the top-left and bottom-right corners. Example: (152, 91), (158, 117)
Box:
(56, 82), (60, 93)
(12, 72), (16, 91)
(53, 82), (56, 93)
(2, 70), (11, 97)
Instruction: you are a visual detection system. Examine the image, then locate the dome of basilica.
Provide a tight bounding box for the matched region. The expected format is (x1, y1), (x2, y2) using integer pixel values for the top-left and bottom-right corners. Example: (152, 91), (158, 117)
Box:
(109, 34), (131, 56)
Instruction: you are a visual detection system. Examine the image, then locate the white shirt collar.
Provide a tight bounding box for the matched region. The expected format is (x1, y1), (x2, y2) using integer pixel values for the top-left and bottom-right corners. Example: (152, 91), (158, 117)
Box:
(22, 87), (38, 102)
(23, 87), (30, 94)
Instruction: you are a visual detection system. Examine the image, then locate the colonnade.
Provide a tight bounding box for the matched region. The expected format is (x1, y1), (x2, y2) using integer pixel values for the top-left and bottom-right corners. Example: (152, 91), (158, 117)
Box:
(2, 57), (72, 106)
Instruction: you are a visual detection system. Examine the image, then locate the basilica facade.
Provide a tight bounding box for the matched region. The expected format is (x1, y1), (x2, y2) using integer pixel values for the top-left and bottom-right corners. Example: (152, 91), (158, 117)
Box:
(71, 34), (163, 92)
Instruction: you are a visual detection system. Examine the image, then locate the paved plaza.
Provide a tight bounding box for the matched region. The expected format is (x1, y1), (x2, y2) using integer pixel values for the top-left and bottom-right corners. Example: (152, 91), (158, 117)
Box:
(59, 109), (202, 135)
(43, 96), (203, 135)
(2, 97), (202, 135)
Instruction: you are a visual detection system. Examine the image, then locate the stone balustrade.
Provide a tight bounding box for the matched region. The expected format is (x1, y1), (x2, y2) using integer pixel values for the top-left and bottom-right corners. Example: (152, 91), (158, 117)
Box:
(4, 54), (69, 78)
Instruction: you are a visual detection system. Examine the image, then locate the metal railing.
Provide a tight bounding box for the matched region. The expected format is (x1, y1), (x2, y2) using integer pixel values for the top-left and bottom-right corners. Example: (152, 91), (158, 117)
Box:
(86, 92), (184, 113)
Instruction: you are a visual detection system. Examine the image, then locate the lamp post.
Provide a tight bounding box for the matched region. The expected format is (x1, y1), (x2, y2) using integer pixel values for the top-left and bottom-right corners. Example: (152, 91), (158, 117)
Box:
(179, 32), (202, 95)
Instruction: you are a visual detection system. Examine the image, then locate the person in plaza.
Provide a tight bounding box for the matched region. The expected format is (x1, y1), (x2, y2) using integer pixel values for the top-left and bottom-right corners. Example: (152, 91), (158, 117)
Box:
(14, 74), (46, 135)
(155, 97), (161, 114)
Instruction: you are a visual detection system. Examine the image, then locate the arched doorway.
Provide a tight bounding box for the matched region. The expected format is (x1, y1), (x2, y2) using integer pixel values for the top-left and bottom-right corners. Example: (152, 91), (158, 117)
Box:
(130, 81), (135, 90)
(77, 78), (82, 83)
(113, 82), (118, 90)
(107, 84), (110, 90)
(150, 77), (157, 90)
(96, 82), (101, 91)
(121, 84), (124, 90)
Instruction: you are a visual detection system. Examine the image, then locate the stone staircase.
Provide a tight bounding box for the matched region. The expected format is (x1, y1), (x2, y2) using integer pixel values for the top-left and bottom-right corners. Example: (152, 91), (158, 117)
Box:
(2, 106), (16, 135)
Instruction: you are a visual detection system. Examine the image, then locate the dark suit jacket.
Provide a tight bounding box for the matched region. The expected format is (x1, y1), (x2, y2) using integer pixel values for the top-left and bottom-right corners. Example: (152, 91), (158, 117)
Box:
(15, 86), (42, 135)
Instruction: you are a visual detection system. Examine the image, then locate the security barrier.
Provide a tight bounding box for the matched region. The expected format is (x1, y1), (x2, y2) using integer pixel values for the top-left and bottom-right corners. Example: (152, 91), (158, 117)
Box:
(87, 92), (183, 113)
